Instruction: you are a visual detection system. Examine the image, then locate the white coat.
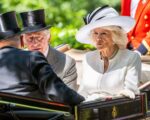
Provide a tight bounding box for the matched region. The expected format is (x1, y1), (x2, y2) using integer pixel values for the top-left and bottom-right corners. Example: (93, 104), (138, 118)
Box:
(78, 49), (141, 100)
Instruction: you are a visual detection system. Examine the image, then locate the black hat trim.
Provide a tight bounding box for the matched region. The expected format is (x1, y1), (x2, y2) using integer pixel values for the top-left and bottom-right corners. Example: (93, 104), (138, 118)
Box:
(22, 24), (52, 34)
(85, 5), (109, 24)
(0, 28), (21, 40)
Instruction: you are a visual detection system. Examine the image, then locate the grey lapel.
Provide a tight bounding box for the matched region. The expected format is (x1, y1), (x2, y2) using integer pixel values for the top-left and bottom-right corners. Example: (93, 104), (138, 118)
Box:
(46, 46), (66, 78)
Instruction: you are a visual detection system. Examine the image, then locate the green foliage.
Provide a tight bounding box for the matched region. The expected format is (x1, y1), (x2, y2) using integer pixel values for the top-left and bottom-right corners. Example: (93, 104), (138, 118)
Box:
(0, 0), (120, 49)
(50, 26), (95, 50)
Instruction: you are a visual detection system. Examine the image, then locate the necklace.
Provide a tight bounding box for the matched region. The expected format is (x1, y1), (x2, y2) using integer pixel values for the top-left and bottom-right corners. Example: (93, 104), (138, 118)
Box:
(108, 46), (119, 59)
(100, 45), (119, 60)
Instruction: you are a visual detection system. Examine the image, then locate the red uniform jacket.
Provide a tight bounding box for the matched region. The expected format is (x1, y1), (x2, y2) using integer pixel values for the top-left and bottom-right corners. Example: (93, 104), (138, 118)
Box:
(121, 0), (150, 55)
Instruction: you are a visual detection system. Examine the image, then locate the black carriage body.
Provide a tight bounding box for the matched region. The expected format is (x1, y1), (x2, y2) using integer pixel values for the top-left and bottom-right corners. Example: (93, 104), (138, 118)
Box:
(0, 92), (73, 120)
(140, 85), (150, 116)
(75, 94), (146, 120)
(0, 92), (148, 120)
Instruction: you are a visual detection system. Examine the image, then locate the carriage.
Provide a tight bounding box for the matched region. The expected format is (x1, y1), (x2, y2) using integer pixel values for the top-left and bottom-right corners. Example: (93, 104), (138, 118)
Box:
(0, 46), (150, 120)
(0, 90), (149, 120)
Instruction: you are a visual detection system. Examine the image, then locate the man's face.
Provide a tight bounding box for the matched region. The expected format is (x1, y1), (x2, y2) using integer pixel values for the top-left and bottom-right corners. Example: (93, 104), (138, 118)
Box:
(23, 30), (50, 54)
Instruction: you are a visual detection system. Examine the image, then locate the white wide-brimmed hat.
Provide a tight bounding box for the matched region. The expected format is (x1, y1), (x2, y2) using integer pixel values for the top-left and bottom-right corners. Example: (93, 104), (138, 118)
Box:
(76, 5), (135, 44)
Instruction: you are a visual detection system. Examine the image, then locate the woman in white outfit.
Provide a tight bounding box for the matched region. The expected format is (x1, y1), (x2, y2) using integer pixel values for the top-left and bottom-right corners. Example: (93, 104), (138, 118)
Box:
(76, 5), (141, 101)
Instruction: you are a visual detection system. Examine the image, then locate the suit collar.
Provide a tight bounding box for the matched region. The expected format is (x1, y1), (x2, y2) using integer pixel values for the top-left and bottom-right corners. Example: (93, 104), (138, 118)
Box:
(47, 46), (58, 66)
(44, 45), (49, 57)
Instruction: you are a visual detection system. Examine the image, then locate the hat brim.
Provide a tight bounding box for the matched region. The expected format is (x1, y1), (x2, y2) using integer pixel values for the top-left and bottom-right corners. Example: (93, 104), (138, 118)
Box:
(76, 16), (135, 44)
(22, 25), (52, 34)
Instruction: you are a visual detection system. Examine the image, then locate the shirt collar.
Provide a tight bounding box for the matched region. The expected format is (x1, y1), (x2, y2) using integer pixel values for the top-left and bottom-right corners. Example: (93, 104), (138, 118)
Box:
(44, 45), (49, 57)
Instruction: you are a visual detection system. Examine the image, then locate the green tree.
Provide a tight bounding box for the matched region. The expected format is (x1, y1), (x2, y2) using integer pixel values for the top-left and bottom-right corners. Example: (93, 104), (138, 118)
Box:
(0, 0), (120, 49)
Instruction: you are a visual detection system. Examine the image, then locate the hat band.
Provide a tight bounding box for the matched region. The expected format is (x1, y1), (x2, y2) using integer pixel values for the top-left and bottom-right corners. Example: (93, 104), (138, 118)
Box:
(23, 23), (46, 29)
(23, 24), (47, 31)
(22, 24), (51, 34)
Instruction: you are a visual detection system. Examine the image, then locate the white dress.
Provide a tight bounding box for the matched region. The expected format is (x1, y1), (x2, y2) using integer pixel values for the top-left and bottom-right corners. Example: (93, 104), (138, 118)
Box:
(78, 49), (141, 100)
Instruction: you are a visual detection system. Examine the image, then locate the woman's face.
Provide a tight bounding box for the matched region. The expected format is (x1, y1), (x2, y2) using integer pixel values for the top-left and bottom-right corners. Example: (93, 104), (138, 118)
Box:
(91, 27), (114, 50)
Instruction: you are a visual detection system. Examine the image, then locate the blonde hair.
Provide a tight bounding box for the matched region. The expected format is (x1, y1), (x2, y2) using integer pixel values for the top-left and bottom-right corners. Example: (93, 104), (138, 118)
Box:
(90, 25), (128, 49)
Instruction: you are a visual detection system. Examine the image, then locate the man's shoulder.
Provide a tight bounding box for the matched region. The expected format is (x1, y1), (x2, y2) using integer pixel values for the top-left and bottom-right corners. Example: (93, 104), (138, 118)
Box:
(47, 47), (76, 74)
(50, 46), (66, 56)
(48, 47), (75, 62)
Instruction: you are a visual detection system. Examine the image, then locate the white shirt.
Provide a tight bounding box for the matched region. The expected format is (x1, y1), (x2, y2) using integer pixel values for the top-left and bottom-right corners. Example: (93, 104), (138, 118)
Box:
(44, 45), (49, 57)
(130, 0), (140, 18)
(78, 49), (141, 99)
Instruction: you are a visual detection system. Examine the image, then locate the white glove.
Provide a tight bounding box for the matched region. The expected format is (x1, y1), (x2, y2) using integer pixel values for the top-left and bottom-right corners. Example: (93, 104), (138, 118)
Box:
(118, 89), (135, 99)
(86, 94), (100, 101)
(85, 93), (113, 102)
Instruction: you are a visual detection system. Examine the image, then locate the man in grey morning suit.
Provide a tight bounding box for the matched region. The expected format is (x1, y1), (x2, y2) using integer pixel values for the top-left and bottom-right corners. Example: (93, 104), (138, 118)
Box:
(20, 9), (78, 90)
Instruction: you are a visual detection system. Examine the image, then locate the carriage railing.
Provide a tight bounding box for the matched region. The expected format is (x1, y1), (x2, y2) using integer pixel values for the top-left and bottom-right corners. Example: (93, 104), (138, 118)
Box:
(0, 92), (73, 119)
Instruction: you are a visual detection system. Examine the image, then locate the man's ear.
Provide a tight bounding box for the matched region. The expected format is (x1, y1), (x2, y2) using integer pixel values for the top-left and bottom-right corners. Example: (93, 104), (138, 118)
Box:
(20, 35), (25, 48)
(47, 32), (51, 43)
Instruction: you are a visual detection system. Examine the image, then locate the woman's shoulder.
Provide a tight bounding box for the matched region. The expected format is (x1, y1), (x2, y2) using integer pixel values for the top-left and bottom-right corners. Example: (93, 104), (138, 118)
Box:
(119, 49), (141, 61)
(120, 49), (140, 57)
(83, 50), (99, 62)
(84, 50), (99, 58)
